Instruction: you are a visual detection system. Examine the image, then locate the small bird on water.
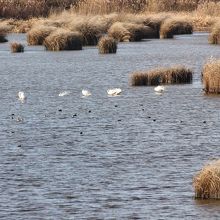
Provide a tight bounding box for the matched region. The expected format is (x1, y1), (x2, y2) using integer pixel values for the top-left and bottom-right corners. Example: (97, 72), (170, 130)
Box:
(107, 88), (122, 96)
(17, 91), (26, 103)
(154, 86), (165, 93)
(82, 89), (91, 97)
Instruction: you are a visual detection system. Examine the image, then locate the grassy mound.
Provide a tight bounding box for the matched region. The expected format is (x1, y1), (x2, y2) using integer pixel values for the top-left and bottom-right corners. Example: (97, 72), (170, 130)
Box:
(194, 160), (220, 199)
(10, 42), (24, 53)
(144, 14), (170, 38)
(0, 24), (11, 42)
(202, 59), (220, 94)
(98, 36), (117, 54)
(27, 25), (56, 45)
(131, 66), (193, 86)
(209, 22), (220, 44)
(160, 17), (193, 39)
(43, 29), (83, 51)
(108, 22), (157, 42)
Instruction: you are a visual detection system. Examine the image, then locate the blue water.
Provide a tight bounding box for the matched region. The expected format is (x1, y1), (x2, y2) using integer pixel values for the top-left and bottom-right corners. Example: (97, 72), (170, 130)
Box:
(0, 33), (220, 219)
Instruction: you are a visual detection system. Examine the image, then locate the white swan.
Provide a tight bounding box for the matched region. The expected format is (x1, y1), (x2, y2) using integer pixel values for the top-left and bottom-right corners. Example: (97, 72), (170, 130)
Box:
(107, 88), (122, 96)
(154, 86), (165, 93)
(17, 91), (26, 102)
(82, 89), (91, 97)
(58, 91), (70, 97)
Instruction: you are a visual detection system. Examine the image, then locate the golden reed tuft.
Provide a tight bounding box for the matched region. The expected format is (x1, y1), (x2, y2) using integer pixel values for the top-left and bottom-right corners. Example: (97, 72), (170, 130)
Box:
(10, 42), (24, 53)
(98, 36), (117, 54)
(202, 59), (220, 94)
(193, 159), (220, 199)
(43, 29), (83, 51)
(131, 66), (193, 86)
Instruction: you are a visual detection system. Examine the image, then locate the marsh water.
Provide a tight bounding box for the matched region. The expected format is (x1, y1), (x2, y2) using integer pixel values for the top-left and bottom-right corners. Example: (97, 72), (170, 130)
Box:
(1, 33), (220, 219)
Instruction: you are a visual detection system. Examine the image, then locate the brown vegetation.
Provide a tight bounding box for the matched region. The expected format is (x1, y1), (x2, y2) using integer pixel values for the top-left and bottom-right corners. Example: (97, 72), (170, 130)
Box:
(0, 0), (80, 19)
(202, 59), (220, 94)
(108, 22), (157, 42)
(160, 17), (193, 39)
(27, 25), (56, 45)
(98, 36), (117, 54)
(209, 22), (220, 44)
(131, 66), (193, 86)
(0, 23), (11, 42)
(193, 159), (220, 199)
(10, 42), (24, 53)
(43, 29), (83, 51)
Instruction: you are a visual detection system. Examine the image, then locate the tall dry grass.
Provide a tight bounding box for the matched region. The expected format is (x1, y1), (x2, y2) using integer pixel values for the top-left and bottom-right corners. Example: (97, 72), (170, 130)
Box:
(194, 159), (220, 199)
(131, 66), (193, 86)
(0, 23), (11, 42)
(27, 25), (56, 45)
(0, 0), (80, 19)
(10, 42), (24, 53)
(98, 36), (117, 54)
(202, 58), (220, 94)
(208, 22), (220, 44)
(74, 0), (147, 14)
(160, 17), (193, 39)
(43, 29), (83, 51)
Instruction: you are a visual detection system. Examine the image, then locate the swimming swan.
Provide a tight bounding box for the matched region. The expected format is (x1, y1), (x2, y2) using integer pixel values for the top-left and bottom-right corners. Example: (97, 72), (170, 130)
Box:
(107, 88), (122, 96)
(59, 91), (70, 97)
(17, 91), (26, 102)
(82, 89), (91, 97)
(154, 86), (165, 93)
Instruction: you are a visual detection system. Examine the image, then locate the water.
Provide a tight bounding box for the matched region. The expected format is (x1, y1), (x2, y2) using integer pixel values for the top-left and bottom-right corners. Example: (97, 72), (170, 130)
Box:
(1, 33), (220, 219)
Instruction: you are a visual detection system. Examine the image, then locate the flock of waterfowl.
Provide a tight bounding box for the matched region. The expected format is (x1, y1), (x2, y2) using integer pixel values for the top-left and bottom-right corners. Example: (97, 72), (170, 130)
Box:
(17, 86), (165, 103)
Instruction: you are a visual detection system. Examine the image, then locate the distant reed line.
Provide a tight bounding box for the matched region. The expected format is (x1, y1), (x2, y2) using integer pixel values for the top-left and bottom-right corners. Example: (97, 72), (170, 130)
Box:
(1, 0), (220, 19)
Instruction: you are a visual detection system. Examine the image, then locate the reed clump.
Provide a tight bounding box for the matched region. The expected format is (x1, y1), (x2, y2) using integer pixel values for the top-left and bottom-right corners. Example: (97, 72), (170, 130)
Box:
(0, 24), (11, 42)
(160, 17), (193, 39)
(209, 22), (220, 44)
(202, 59), (220, 94)
(67, 17), (105, 46)
(10, 42), (24, 53)
(131, 66), (193, 86)
(193, 159), (220, 199)
(144, 14), (171, 38)
(98, 36), (117, 54)
(108, 22), (156, 42)
(27, 25), (57, 45)
(43, 29), (83, 51)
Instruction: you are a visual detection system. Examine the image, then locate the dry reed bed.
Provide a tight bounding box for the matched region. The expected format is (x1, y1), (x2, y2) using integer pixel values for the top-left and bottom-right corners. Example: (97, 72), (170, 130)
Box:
(98, 36), (117, 54)
(108, 22), (157, 42)
(0, 23), (11, 42)
(160, 17), (193, 39)
(131, 66), (193, 86)
(43, 29), (83, 51)
(202, 59), (220, 94)
(209, 22), (220, 44)
(10, 42), (24, 53)
(27, 25), (57, 45)
(193, 159), (220, 199)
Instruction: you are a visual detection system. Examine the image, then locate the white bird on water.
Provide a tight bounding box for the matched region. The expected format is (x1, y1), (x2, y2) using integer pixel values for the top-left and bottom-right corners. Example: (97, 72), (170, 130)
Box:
(154, 86), (165, 93)
(58, 91), (70, 97)
(82, 89), (91, 97)
(17, 91), (26, 102)
(107, 88), (122, 96)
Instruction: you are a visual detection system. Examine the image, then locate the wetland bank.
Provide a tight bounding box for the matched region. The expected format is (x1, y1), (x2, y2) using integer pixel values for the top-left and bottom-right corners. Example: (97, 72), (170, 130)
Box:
(1, 0), (220, 219)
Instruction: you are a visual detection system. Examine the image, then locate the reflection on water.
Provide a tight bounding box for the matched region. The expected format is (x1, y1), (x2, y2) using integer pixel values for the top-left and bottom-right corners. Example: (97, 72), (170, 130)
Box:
(0, 33), (220, 219)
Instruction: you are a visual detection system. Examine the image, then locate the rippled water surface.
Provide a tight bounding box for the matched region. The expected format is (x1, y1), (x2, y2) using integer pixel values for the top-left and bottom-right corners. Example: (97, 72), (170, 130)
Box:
(1, 33), (220, 219)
